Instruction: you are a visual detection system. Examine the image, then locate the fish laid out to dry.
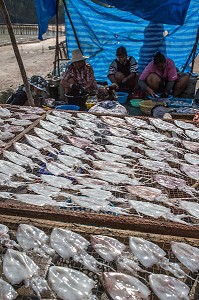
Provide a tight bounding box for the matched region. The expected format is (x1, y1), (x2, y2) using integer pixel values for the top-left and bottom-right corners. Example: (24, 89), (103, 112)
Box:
(41, 174), (72, 189)
(149, 118), (183, 135)
(185, 129), (199, 140)
(154, 174), (198, 197)
(3, 249), (49, 297)
(40, 120), (64, 134)
(1, 124), (25, 133)
(45, 161), (72, 176)
(126, 185), (167, 202)
(184, 153), (199, 165)
(50, 228), (99, 272)
(57, 154), (82, 168)
(76, 177), (119, 192)
(67, 135), (92, 148)
(3, 150), (39, 170)
(73, 127), (94, 140)
(0, 160), (36, 180)
(102, 272), (151, 299)
(14, 193), (58, 206)
(144, 149), (180, 164)
(0, 131), (15, 141)
(14, 142), (47, 164)
(0, 107), (11, 117)
(60, 144), (89, 160)
(137, 129), (168, 141)
(46, 114), (70, 127)
(20, 106), (45, 114)
(105, 144), (143, 159)
(16, 224), (54, 257)
(92, 160), (127, 173)
(18, 113), (41, 120)
(149, 274), (190, 300)
(180, 163), (199, 181)
(52, 110), (73, 119)
(28, 183), (63, 197)
(76, 119), (98, 130)
(139, 158), (181, 175)
(129, 237), (185, 278)
(182, 140), (199, 152)
(94, 151), (127, 163)
(0, 224), (19, 249)
(101, 115), (127, 127)
(48, 266), (98, 300)
(171, 242), (199, 273)
(34, 127), (65, 144)
(106, 135), (142, 148)
(0, 278), (18, 300)
(125, 116), (149, 128)
(145, 140), (183, 154)
(0, 173), (23, 188)
(179, 200), (199, 219)
(174, 119), (197, 131)
(9, 118), (32, 126)
(77, 112), (98, 121)
(108, 126), (131, 137)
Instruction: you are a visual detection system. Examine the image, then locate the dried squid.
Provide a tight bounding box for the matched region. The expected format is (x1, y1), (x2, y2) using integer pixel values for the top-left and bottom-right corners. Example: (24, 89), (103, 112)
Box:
(3, 249), (49, 297)
(48, 266), (98, 300)
(50, 228), (100, 272)
(0, 278), (18, 300)
(16, 224), (55, 257)
(154, 174), (198, 197)
(149, 274), (190, 300)
(129, 237), (186, 278)
(102, 272), (151, 299)
(171, 242), (199, 273)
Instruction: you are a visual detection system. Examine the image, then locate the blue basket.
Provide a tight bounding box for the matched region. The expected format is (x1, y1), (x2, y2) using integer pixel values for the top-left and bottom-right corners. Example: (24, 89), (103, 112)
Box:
(116, 92), (128, 104)
(55, 105), (80, 111)
(167, 98), (193, 108)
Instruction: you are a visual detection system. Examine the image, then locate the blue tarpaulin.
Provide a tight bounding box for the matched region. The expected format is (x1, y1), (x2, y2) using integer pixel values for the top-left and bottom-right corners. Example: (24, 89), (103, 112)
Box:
(64, 0), (199, 81)
(34, 0), (57, 40)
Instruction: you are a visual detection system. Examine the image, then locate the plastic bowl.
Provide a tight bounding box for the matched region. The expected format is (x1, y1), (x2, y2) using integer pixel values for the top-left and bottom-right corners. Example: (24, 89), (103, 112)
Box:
(139, 100), (156, 115)
(148, 94), (173, 101)
(55, 105), (80, 111)
(130, 99), (144, 108)
(116, 92), (128, 104)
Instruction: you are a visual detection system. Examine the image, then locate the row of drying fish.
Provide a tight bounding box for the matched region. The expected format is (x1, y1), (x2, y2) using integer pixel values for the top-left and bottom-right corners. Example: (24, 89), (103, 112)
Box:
(0, 223), (198, 299)
(0, 106), (45, 146)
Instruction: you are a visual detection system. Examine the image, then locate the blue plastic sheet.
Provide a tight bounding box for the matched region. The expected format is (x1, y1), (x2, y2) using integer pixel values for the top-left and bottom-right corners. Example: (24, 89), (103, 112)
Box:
(34, 0), (57, 40)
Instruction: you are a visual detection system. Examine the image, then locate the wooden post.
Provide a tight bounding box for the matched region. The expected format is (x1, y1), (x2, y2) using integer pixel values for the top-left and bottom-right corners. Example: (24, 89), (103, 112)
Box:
(0, 0), (35, 106)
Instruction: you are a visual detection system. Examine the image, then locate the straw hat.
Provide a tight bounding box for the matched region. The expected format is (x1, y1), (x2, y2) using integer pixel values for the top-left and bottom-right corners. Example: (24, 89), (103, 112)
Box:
(70, 49), (88, 62)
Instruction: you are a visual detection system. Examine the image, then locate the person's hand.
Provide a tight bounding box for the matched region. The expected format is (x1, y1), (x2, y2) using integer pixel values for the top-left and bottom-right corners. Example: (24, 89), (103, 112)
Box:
(146, 87), (155, 97)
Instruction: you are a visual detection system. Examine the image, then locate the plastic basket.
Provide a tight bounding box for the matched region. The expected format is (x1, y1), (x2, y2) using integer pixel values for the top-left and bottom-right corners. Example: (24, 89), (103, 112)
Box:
(55, 105), (80, 111)
(130, 99), (144, 108)
(116, 92), (128, 104)
(139, 100), (156, 115)
(167, 98), (193, 107)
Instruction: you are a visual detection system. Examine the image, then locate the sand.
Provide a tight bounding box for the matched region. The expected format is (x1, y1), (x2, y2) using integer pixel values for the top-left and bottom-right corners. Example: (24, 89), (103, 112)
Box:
(0, 36), (198, 103)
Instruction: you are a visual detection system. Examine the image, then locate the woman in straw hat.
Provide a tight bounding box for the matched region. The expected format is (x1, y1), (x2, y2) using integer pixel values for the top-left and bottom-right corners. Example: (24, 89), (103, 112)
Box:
(61, 49), (97, 95)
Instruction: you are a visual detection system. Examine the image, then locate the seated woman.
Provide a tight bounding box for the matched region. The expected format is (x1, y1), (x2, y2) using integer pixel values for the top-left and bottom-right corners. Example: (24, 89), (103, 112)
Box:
(138, 52), (189, 98)
(61, 49), (97, 96)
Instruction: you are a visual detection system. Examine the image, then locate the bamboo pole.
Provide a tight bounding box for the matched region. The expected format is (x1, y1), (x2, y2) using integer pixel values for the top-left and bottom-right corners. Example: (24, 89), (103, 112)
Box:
(0, 0), (35, 106)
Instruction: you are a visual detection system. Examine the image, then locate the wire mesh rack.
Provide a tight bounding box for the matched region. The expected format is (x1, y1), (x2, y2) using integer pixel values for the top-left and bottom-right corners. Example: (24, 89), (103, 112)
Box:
(0, 215), (199, 300)
(0, 109), (198, 237)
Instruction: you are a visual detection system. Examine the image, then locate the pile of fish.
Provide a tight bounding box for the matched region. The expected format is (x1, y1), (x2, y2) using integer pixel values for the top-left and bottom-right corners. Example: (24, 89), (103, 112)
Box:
(0, 109), (199, 227)
(0, 105), (45, 148)
(0, 222), (198, 299)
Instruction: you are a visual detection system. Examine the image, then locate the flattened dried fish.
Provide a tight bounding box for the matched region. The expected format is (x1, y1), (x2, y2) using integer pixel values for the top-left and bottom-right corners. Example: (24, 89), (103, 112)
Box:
(89, 169), (140, 185)
(18, 113), (41, 120)
(0, 173), (23, 188)
(58, 154), (82, 168)
(3, 150), (39, 170)
(105, 144), (143, 158)
(9, 118), (32, 126)
(145, 140), (183, 154)
(139, 158), (181, 175)
(125, 116), (149, 128)
(108, 126), (130, 137)
(77, 112), (97, 121)
(28, 183), (62, 197)
(185, 129), (199, 140)
(180, 163), (199, 181)
(174, 119), (197, 131)
(14, 193), (57, 206)
(46, 161), (72, 176)
(101, 115), (127, 127)
(127, 185), (163, 202)
(0, 132), (15, 141)
(94, 151), (126, 162)
(25, 134), (58, 155)
(184, 153), (199, 165)
(67, 135), (92, 148)
(182, 140), (199, 152)
(34, 127), (65, 144)
(1, 124), (24, 133)
(46, 114), (70, 127)
(41, 174), (72, 189)
(145, 149), (180, 163)
(76, 119), (98, 130)
(0, 107), (11, 117)
(0, 278), (18, 299)
(150, 118), (183, 135)
(14, 142), (47, 164)
(137, 129), (168, 141)
(60, 144), (88, 159)
(179, 200), (199, 219)
(106, 135), (142, 148)
(0, 160), (35, 180)
(40, 120), (64, 134)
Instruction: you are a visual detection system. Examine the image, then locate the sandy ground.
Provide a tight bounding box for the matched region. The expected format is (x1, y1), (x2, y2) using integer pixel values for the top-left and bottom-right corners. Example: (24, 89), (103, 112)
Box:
(0, 37), (198, 102)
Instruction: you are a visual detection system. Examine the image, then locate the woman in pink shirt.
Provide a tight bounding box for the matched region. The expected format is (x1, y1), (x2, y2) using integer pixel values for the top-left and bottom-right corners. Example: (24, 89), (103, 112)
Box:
(138, 52), (189, 98)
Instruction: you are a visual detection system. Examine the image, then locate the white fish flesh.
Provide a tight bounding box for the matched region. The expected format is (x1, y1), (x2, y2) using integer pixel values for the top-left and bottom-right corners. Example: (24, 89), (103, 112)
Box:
(28, 183), (62, 197)
(149, 118), (183, 135)
(129, 237), (166, 268)
(171, 242), (199, 273)
(105, 144), (143, 158)
(52, 110), (73, 119)
(0, 132), (15, 141)
(50, 228), (99, 272)
(73, 127), (94, 140)
(180, 163), (199, 181)
(60, 144), (88, 159)
(1, 124), (24, 133)
(109, 126), (131, 137)
(14, 194), (58, 206)
(46, 114), (70, 126)
(0, 107), (11, 117)
(14, 142), (47, 164)
(3, 249), (48, 297)
(0, 172), (23, 188)
(76, 119), (98, 130)
(40, 119), (64, 134)
(3, 150), (38, 170)
(88, 169), (139, 185)
(184, 153), (199, 165)
(125, 116), (149, 128)
(128, 199), (170, 218)
(34, 127), (65, 144)
(185, 129), (199, 140)
(16, 224), (54, 257)
(79, 188), (113, 201)
(139, 158), (181, 175)
(0, 160), (36, 180)
(145, 140), (183, 154)
(58, 154), (82, 168)
(46, 161), (72, 176)
(25, 134), (58, 155)
(67, 135), (92, 148)
(0, 278), (18, 300)
(179, 200), (199, 219)
(18, 113), (41, 120)
(41, 174), (72, 189)
(106, 135), (143, 148)
(9, 118), (32, 126)
(102, 272), (150, 299)
(144, 149), (180, 163)
(20, 106), (45, 114)
(174, 119), (197, 131)
(92, 160), (127, 173)
(101, 115), (127, 127)
(182, 140), (199, 152)
(77, 112), (97, 121)
(137, 129), (168, 141)
(149, 274), (189, 300)
(90, 235), (126, 262)
(94, 151), (127, 162)
(48, 266), (96, 300)
(126, 185), (163, 201)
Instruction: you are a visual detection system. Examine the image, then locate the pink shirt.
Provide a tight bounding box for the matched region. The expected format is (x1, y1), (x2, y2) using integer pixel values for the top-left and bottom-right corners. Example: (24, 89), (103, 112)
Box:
(139, 58), (178, 81)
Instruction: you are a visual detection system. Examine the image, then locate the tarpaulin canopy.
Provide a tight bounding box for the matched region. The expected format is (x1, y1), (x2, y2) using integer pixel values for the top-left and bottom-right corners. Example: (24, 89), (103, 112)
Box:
(64, 0), (199, 81)
(97, 0), (191, 25)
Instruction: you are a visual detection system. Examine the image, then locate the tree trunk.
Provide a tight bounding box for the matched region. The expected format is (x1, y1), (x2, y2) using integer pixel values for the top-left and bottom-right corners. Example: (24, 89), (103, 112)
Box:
(0, 0), (35, 106)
